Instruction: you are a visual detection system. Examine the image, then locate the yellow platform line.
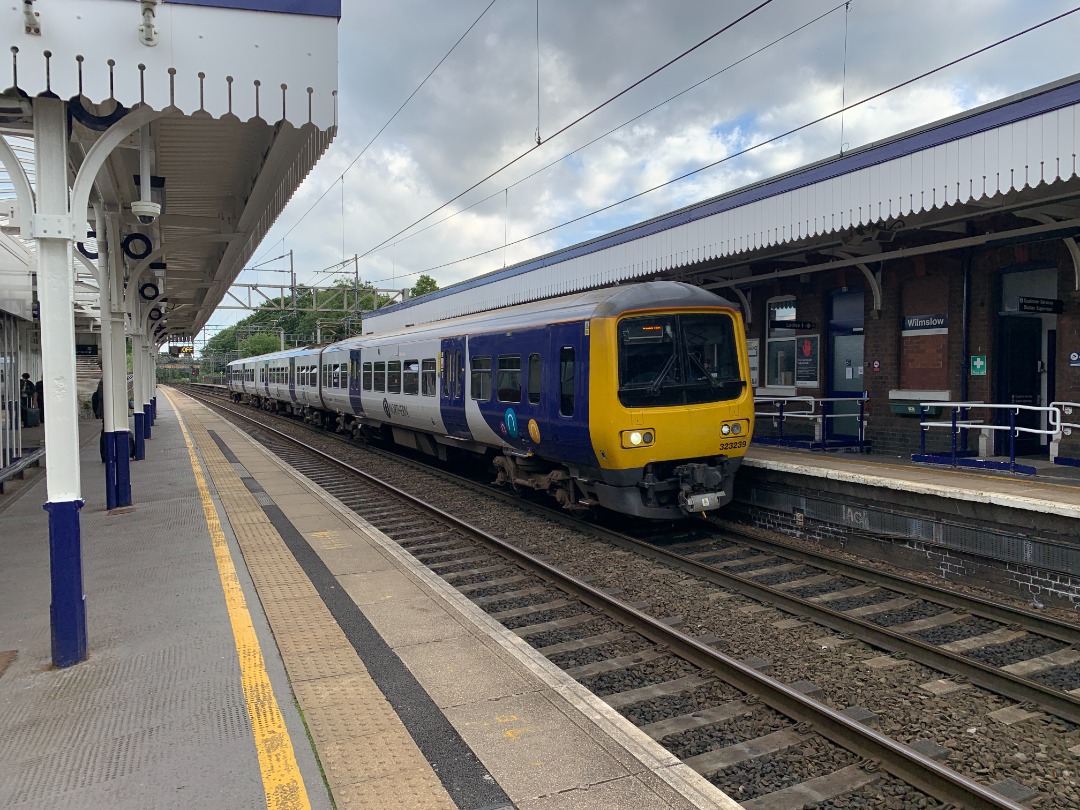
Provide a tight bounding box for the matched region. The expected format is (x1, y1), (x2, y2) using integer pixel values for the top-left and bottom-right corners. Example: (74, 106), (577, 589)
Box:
(167, 390), (311, 810)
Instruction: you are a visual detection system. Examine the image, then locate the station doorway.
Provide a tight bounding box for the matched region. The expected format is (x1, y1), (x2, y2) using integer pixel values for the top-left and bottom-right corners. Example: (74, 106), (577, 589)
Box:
(995, 265), (1057, 456)
(826, 288), (865, 441)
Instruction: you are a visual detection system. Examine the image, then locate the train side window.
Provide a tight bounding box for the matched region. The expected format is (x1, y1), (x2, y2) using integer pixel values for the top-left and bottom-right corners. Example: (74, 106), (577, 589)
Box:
(497, 355), (522, 403)
(455, 351), (463, 398)
(403, 360), (419, 395)
(362, 362), (372, 391)
(422, 359), (437, 396)
(387, 361), (401, 394)
(471, 356), (491, 401)
(527, 353), (541, 405)
(373, 361), (386, 393)
(330, 364), (338, 388)
(559, 347), (575, 417)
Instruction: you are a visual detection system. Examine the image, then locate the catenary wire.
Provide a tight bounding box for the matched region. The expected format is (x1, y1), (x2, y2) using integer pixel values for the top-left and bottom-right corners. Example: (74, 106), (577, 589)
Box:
(365, 6), (1080, 284)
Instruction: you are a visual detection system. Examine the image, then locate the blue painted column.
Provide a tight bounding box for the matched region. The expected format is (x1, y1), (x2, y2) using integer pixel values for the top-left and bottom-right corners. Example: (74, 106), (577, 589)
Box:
(104, 429), (117, 511)
(45, 500), (87, 666)
(134, 412), (146, 460)
(144, 403), (152, 439)
(115, 432), (132, 506)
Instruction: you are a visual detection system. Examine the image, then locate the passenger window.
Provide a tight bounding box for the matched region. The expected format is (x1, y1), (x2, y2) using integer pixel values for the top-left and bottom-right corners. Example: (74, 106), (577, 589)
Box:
(497, 355), (522, 403)
(387, 361), (401, 394)
(527, 353), (541, 405)
(440, 352), (449, 399)
(471, 356), (491, 401)
(559, 347), (575, 417)
(403, 360), (419, 395)
(362, 362), (372, 391)
(422, 359), (437, 397)
(455, 351), (463, 398)
(373, 361), (386, 393)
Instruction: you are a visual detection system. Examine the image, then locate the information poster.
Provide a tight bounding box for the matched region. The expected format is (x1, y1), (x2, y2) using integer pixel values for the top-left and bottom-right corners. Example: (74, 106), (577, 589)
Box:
(746, 339), (759, 388)
(795, 335), (819, 387)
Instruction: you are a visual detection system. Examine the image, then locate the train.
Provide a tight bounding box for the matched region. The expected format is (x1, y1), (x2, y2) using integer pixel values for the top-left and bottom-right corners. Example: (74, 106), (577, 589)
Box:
(226, 281), (754, 519)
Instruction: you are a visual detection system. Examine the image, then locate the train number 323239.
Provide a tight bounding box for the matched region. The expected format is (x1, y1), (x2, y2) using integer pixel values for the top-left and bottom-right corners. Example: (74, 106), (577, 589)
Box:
(719, 439), (748, 450)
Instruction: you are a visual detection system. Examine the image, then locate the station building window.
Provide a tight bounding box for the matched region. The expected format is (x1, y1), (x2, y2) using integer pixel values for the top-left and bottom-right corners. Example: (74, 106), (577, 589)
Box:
(766, 297), (796, 387)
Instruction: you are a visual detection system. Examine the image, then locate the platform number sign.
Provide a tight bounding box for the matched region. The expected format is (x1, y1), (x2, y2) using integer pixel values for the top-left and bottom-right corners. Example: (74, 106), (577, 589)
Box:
(970, 355), (987, 376)
(1071, 351), (1080, 368)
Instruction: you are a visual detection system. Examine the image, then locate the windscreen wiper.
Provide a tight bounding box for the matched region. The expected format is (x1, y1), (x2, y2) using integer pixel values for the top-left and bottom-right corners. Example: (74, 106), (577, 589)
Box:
(647, 353), (678, 396)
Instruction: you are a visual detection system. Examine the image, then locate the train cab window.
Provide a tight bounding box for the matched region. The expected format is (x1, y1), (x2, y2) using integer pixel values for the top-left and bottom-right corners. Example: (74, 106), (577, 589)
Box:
(471, 356), (492, 401)
(497, 355), (521, 403)
(403, 360), (419, 395)
(362, 362), (372, 391)
(373, 361), (386, 393)
(559, 348), (575, 417)
(422, 359), (437, 396)
(527, 353), (542, 405)
(387, 361), (401, 394)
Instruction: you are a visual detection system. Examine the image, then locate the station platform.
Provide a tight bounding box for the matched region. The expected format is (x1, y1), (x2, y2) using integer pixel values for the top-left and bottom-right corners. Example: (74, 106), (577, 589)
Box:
(0, 388), (737, 810)
(734, 445), (1080, 609)
(742, 445), (1080, 520)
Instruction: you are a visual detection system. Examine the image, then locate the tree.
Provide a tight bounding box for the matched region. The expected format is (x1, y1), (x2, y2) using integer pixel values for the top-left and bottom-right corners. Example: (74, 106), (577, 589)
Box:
(239, 333), (282, 357)
(411, 274), (439, 298)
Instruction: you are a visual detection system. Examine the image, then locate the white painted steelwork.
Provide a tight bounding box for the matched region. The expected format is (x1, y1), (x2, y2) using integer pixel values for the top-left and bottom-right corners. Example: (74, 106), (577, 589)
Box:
(365, 76), (1080, 334)
(2, 0), (338, 128)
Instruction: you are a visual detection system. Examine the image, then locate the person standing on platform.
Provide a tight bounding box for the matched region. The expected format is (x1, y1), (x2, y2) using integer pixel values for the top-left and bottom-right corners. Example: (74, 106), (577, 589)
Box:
(19, 373), (35, 424)
(92, 379), (105, 462)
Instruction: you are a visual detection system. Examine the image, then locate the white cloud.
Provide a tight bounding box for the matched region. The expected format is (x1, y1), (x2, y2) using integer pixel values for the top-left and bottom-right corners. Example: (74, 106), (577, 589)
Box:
(214, 0), (1080, 337)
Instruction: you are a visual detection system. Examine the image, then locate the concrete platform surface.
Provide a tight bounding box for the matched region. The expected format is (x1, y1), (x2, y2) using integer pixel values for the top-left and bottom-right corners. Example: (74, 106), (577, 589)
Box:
(0, 389), (741, 810)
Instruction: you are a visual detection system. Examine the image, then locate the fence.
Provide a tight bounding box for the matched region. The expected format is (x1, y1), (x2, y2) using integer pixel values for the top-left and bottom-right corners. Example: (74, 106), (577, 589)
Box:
(753, 394), (869, 451)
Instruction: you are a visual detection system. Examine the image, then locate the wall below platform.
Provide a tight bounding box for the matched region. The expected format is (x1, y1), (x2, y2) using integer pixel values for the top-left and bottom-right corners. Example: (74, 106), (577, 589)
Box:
(729, 468), (1080, 609)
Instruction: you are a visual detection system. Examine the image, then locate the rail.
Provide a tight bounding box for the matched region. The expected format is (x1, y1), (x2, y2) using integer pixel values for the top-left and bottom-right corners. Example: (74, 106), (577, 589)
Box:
(753, 394), (869, 451)
(915, 402), (1063, 475)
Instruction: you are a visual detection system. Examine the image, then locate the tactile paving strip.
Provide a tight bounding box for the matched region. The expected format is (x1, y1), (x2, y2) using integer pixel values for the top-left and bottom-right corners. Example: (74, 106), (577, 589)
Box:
(178, 403), (455, 809)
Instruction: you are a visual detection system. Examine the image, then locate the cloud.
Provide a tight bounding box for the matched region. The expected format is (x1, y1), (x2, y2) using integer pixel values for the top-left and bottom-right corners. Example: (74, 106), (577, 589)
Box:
(218, 0), (1080, 338)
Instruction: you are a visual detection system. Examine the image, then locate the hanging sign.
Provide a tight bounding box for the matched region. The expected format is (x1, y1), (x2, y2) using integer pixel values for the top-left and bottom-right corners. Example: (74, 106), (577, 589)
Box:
(770, 320), (815, 331)
(1017, 296), (1064, 314)
(795, 335), (819, 387)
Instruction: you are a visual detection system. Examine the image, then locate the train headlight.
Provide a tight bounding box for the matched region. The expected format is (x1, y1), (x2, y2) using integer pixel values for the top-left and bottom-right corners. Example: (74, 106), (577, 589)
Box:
(721, 424), (731, 436)
(621, 429), (655, 448)
(721, 420), (747, 438)
(731, 422), (742, 435)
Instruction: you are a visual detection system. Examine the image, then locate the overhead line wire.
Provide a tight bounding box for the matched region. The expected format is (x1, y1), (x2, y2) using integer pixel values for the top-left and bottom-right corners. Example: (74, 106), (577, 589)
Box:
(366, 6), (1079, 284)
(266, 0), (499, 252)
(383, 1), (848, 251)
(358, 0), (778, 260)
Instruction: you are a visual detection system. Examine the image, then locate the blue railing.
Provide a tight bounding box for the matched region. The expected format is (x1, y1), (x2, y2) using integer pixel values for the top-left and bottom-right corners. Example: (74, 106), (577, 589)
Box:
(754, 394), (869, 451)
(915, 402), (1062, 475)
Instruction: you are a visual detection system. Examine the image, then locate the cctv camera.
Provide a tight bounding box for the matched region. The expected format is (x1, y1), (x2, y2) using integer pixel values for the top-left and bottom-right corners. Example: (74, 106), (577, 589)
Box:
(131, 200), (160, 225)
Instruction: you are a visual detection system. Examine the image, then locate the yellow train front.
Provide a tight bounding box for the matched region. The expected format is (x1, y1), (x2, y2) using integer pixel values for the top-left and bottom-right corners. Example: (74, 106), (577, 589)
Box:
(491, 282), (753, 520)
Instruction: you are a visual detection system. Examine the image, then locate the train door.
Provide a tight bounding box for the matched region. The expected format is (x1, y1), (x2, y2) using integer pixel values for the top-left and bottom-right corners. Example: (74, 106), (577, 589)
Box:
(995, 265), (1058, 456)
(288, 357), (296, 403)
(546, 321), (591, 463)
(348, 348), (363, 413)
(826, 289), (865, 440)
(440, 336), (469, 439)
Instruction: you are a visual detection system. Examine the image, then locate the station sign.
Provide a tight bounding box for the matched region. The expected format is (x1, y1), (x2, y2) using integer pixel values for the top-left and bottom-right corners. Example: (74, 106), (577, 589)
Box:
(970, 355), (987, 376)
(769, 320), (815, 330)
(1017, 296), (1063, 314)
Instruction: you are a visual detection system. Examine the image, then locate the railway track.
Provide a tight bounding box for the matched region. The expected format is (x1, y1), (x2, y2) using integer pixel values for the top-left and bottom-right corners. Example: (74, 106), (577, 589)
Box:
(180, 386), (1080, 808)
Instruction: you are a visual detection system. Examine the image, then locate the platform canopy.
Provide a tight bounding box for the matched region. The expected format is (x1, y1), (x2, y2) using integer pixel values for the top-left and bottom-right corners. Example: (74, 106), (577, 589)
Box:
(0, 0), (339, 340)
(364, 73), (1080, 333)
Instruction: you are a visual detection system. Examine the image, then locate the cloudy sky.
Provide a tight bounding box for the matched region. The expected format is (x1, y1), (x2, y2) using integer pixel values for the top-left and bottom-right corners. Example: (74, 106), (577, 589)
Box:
(216, 0), (1080, 335)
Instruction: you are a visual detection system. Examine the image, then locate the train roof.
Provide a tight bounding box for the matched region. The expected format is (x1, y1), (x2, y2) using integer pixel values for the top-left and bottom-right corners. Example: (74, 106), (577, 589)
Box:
(227, 281), (736, 365)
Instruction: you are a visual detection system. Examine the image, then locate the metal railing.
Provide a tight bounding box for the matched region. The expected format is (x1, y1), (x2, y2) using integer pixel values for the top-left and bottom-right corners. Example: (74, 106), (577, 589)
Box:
(916, 402), (1063, 474)
(1050, 401), (1079, 467)
(754, 394), (869, 451)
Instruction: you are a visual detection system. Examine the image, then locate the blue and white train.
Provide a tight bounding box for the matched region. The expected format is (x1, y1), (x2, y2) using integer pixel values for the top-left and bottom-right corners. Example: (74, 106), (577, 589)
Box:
(227, 281), (754, 519)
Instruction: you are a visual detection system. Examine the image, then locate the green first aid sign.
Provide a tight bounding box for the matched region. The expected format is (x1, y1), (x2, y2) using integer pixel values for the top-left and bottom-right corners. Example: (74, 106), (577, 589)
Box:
(970, 355), (987, 376)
